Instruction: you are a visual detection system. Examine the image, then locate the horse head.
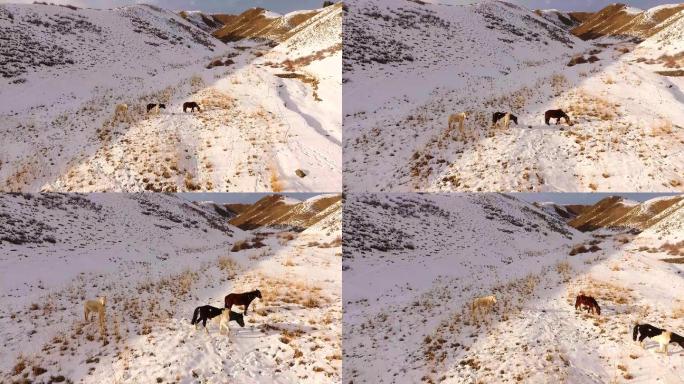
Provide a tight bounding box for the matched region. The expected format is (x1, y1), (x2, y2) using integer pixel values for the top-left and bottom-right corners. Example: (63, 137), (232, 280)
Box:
(99, 296), (106, 306)
(254, 289), (262, 299)
(159, 104), (166, 109)
(229, 310), (245, 327)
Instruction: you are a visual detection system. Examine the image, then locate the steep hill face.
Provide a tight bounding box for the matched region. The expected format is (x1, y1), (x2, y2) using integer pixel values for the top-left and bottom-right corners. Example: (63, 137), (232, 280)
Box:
(0, 193), (237, 250)
(0, 1), (342, 193)
(344, 193), (684, 383)
(343, 193), (585, 383)
(533, 201), (581, 219)
(343, 0), (684, 193)
(0, 193), (341, 383)
(571, 3), (684, 40)
(535, 9), (588, 30)
(178, 10), (229, 32)
(569, 195), (684, 231)
(229, 194), (342, 231)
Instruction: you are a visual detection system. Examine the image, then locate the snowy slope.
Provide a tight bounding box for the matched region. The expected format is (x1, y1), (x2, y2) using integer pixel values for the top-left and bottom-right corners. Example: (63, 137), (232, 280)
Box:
(178, 10), (226, 33)
(0, 2), (341, 193)
(343, 0), (684, 192)
(343, 193), (684, 383)
(536, 9), (584, 30)
(0, 193), (341, 383)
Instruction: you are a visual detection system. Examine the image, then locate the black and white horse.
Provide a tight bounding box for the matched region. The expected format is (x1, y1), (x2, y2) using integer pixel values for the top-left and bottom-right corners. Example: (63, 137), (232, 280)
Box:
(191, 305), (244, 334)
(146, 103), (166, 113)
(183, 101), (201, 113)
(544, 109), (572, 126)
(633, 323), (684, 353)
(492, 112), (518, 128)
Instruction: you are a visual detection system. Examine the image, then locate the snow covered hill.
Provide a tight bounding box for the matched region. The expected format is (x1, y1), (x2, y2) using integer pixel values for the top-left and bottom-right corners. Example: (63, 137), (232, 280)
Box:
(0, 2), (341, 193)
(343, 193), (684, 383)
(0, 193), (341, 383)
(343, 0), (684, 192)
(535, 9), (587, 30)
(178, 10), (228, 33)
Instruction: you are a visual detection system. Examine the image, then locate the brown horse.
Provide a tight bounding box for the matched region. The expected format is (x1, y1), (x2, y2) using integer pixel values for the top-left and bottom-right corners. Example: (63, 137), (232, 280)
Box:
(225, 289), (262, 316)
(575, 294), (600, 315)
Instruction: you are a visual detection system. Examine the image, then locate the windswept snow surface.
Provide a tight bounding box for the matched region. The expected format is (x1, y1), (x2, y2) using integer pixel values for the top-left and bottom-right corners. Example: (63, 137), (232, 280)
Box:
(343, 193), (684, 383)
(0, 2), (341, 193)
(343, 0), (684, 192)
(0, 193), (341, 383)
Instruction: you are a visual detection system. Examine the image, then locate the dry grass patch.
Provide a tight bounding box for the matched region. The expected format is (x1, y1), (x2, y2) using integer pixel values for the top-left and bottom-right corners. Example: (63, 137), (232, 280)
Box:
(581, 278), (634, 306)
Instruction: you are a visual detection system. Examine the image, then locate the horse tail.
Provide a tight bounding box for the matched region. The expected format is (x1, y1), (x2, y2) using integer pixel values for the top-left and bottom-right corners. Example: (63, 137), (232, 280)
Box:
(632, 323), (639, 341)
(191, 307), (200, 325)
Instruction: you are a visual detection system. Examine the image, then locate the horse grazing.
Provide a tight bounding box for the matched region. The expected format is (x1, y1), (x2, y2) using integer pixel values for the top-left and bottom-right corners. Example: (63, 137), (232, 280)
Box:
(545, 109), (572, 126)
(84, 296), (106, 335)
(146, 103), (166, 114)
(633, 323), (684, 353)
(114, 103), (128, 122)
(225, 289), (262, 316)
(448, 112), (468, 140)
(471, 295), (497, 322)
(183, 101), (201, 113)
(191, 305), (245, 334)
(575, 294), (600, 315)
(492, 112), (518, 129)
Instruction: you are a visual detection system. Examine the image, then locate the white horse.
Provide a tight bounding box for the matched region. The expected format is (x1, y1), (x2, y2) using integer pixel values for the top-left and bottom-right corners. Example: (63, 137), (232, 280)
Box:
(471, 294), (497, 322)
(114, 103), (129, 122)
(448, 112), (468, 140)
(84, 296), (106, 335)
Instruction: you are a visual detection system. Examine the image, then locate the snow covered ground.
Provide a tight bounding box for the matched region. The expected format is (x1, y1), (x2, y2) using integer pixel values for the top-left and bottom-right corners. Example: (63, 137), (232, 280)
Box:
(0, 193), (341, 383)
(0, 2), (341, 193)
(343, 0), (684, 192)
(343, 193), (684, 383)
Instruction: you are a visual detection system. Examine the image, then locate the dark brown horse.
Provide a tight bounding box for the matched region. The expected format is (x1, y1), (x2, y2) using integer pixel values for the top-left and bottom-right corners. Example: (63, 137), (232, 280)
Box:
(545, 109), (572, 125)
(575, 294), (600, 315)
(183, 101), (201, 113)
(225, 289), (262, 316)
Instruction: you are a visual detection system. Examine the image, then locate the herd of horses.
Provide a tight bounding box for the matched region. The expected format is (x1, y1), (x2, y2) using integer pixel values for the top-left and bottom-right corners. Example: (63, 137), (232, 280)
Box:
(447, 109), (572, 140)
(82, 289), (262, 339)
(112, 101), (202, 122)
(470, 293), (684, 354)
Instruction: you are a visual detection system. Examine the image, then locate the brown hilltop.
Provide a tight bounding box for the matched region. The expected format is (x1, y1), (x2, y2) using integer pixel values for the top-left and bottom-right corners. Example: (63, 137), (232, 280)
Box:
(229, 194), (342, 231)
(212, 7), (320, 43)
(571, 3), (684, 40)
(569, 195), (684, 232)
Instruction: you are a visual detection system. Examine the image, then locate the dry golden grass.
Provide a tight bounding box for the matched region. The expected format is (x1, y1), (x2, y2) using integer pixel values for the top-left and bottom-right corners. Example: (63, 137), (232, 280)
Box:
(556, 261), (572, 282)
(581, 278), (634, 306)
(672, 301), (684, 319)
(269, 165), (283, 192)
(650, 119), (673, 136)
(250, 273), (329, 309)
(566, 90), (619, 122)
(217, 256), (239, 278)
